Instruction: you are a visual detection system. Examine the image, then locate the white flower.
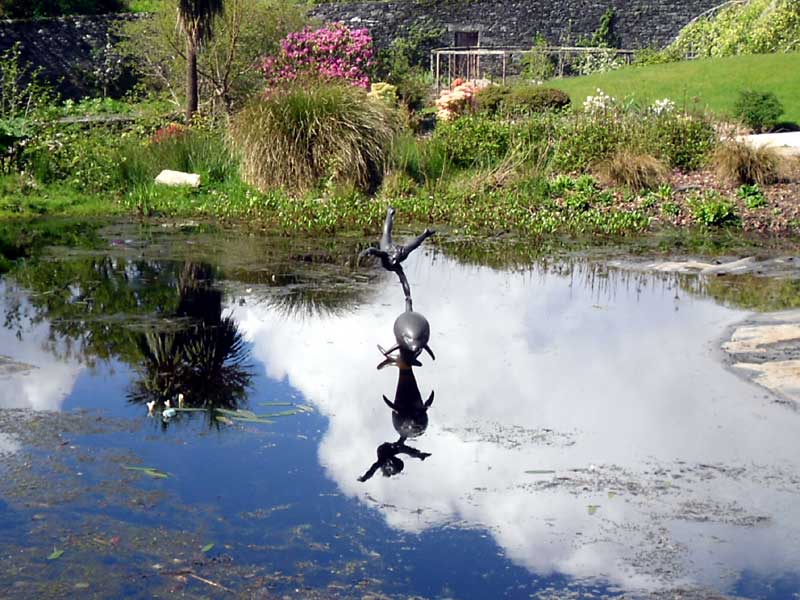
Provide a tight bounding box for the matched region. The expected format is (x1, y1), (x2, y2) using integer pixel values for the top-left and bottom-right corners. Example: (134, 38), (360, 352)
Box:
(582, 88), (615, 114)
(651, 98), (676, 116)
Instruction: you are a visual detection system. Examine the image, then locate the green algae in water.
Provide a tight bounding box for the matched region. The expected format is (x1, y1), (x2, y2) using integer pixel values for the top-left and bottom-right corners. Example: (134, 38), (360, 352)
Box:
(123, 466), (170, 479)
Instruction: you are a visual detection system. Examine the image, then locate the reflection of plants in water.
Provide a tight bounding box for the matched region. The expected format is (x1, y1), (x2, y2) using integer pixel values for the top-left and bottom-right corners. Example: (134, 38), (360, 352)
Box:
(129, 320), (251, 410)
(686, 275), (800, 312)
(5, 256), (181, 365)
(266, 282), (373, 319)
(128, 263), (252, 413)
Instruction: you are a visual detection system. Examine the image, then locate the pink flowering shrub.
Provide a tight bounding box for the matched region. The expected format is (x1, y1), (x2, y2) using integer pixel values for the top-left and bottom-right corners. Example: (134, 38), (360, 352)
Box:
(261, 23), (374, 89)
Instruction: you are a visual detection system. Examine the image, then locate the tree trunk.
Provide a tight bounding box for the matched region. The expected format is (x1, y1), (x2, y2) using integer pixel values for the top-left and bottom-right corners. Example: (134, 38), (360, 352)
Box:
(186, 38), (199, 124)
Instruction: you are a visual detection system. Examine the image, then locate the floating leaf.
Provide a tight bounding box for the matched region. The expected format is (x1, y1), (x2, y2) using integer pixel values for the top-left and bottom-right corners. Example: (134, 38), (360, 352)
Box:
(525, 470), (556, 475)
(259, 402), (294, 407)
(607, 491), (617, 499)
(201, 543), (214, 553)
(295, 405), (314, 413)
(215, 416), (234, 425)
(124, 466), (169, 479)
(47, 549), (64, 560)
(587, 505), (600, 515)
(217, 408), (257, 419)
(230, 416), (274, 424)
(258, 410), (301, 418)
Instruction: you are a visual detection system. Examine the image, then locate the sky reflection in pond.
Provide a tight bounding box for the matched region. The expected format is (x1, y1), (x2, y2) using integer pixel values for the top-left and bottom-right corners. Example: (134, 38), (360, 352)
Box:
(1, 238), (799, 598)
(235, 250), (800, 596)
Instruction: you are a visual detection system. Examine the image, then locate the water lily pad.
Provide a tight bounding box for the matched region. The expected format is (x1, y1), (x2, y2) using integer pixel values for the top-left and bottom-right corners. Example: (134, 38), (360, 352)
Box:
(47, 549), (64, 560)
(588, 505), (600, 515)
(201, 543), (214, 553)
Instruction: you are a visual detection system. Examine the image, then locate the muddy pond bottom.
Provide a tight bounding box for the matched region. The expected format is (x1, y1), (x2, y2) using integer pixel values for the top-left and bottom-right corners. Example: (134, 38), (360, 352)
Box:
(1, 227), (799, 599)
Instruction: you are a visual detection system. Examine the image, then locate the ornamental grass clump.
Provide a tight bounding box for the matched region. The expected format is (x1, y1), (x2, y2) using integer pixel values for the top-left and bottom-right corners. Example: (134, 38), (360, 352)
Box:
(713, 140), (781, 185)
(595, 149), (669, 192)
(230, 82), (399, 194)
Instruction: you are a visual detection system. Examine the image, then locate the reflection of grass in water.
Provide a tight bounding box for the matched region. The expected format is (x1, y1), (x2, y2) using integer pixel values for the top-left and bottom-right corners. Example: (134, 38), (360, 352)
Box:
(688, 275), (800, 312)
(0, 219), (101, 273)
(266, 283), (374, 319)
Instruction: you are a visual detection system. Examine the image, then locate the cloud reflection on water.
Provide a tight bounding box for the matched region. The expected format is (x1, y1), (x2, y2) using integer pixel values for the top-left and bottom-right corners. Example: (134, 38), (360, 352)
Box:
(235, 251), (800, 594)
(0, 283), (83, 412)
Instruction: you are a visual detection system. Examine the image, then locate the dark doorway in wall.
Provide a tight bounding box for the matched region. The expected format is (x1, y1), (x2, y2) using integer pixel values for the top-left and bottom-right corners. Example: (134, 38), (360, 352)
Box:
(454, 30), (480, 79)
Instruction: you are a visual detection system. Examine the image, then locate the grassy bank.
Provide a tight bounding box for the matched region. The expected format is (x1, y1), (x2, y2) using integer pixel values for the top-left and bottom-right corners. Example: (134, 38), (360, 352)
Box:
(550, 53), (800, 124)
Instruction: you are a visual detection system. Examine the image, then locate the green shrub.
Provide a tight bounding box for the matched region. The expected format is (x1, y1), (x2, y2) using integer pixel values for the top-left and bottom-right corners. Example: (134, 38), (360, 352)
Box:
(392, 68), (433, 112)
(689, 191), (739, 227)
(117, 125), (236, 188)
(475, 85), (570, 116)
(230, 82), (399, 194)
(733, 90), (784, 133)
(389, 133), (453, 186)
(652, 113), (717, 171)
(552, 113), (622, 171)
(664, 0), (800, 59)
(521, 36), (556, 81)
(737, 183), (767, 209)
(596, 149), (669, 192)
(0, 44), (55, 174)
(475, 85), (511, 115)
(505, 87), (571, 115)
(23, 123), (126, 192)
(713, 140), (781, 185)
(433, 114), (511, 168)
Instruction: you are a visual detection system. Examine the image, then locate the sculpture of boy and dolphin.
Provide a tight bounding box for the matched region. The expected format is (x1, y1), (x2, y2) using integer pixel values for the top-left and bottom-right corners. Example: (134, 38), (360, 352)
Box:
(358, 207), (436, 481)
(360, 207), (436, 367)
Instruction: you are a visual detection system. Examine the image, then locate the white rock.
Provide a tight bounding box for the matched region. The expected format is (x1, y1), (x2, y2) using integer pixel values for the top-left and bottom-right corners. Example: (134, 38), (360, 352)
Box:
(155, 170), (201, 187)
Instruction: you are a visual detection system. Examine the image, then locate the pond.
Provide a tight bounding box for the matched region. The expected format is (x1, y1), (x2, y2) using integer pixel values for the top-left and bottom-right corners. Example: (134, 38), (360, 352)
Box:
(1, 223), (800, 599)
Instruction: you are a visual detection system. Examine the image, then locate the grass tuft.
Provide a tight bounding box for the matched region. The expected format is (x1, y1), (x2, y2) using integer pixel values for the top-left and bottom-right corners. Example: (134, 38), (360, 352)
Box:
(230, 82), (400, 194)
(713, 140), (782, 186)
(595, 150), (669, 192)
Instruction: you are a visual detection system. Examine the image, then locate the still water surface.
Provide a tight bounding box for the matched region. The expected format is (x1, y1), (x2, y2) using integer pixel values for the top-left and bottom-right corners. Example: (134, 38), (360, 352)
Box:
(1, 228), (799, 599)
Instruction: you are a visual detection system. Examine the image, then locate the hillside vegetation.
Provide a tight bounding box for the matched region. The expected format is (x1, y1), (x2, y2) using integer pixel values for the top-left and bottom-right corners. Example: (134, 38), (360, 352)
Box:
(550, 52), (800, 124)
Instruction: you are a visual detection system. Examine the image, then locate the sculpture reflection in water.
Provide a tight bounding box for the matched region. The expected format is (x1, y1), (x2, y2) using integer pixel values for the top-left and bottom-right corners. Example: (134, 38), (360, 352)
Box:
(358, 208), (436, 480)
(127, 262), (252, 427)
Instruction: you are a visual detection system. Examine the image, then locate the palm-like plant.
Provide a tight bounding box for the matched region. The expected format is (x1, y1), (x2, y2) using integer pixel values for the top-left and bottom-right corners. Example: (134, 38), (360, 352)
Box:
(177, 0), (225, 122)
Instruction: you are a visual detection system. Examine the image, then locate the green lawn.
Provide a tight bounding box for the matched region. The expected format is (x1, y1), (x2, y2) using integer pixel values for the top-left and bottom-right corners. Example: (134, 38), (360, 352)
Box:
(549, 53), (800, 124)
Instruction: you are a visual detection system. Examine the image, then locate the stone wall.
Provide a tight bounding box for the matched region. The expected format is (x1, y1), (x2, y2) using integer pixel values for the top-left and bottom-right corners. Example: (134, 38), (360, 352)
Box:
(310, 0), (722, 53)
(0, 1), (720, 99)
(0, 14), (140, 99)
